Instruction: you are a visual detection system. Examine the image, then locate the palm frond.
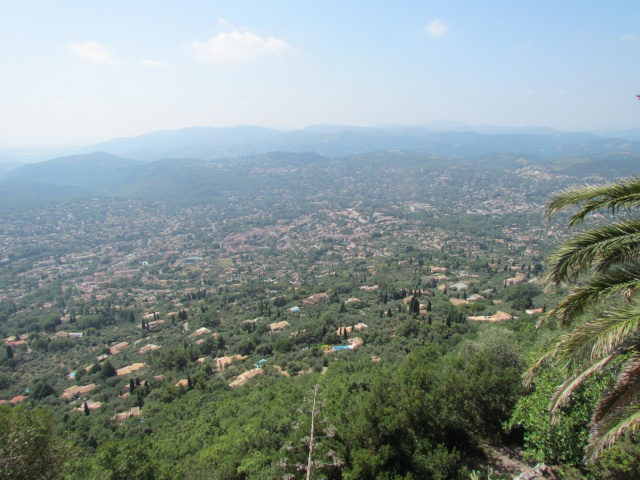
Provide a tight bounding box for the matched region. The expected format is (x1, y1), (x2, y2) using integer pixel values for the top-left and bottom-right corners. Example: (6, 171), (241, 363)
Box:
(593, 356), (640, 426)
(531, 175), (640, 462)
(527, 303), (640, 387)
(549, 355), (614, 420)
(546, 220), (640, 285)
(546, 264), (640, 326)
(585, 403), (640, 462)
(539, 306), (640, 375)
(523, 348), (558, 388)
(593, 244), (640, 275)
(546, 176), (640, 226)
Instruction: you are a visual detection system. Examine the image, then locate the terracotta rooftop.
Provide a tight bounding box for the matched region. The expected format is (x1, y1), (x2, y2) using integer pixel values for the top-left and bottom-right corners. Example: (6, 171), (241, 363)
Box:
(229, 368), (263, 388)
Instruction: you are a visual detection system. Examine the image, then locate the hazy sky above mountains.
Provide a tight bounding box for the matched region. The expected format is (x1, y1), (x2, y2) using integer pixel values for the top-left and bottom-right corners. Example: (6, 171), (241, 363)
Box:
(2, 1), (639, 147)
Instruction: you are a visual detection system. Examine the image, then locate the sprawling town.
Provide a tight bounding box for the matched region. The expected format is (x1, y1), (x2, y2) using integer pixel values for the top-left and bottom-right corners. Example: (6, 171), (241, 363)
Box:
(0, 152), (632, 478)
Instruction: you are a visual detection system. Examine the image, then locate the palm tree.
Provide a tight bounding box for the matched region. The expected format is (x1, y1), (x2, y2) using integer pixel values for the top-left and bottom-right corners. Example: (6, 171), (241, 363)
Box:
(524, 175), (640, 462)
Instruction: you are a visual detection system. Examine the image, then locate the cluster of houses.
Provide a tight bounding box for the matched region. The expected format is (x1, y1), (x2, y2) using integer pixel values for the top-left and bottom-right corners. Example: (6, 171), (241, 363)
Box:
(0, 173), (558, 421)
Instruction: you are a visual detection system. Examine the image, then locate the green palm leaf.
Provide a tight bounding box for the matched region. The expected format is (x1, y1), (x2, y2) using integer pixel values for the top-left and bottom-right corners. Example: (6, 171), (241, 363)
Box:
(528, 175), (640, 461)
(586, 398), (640, 462)
(549, 355), (614, 419)
(593, 356), (640, 426)
(526, 302), (640, 384)
(545, 263), (640, 326)
(547, 219), (640, 284)
(546, 176), (640, 227)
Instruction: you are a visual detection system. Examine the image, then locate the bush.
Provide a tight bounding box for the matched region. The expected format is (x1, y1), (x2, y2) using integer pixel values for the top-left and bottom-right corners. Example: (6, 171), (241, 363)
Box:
(31, 381), (56, 400)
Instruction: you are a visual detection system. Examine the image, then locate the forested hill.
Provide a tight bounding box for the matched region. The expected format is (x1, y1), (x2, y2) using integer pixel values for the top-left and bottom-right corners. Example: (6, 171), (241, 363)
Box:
(3, 124), (640, 170)
(2, 145), (639, 213)
(3, 152), (144, 188)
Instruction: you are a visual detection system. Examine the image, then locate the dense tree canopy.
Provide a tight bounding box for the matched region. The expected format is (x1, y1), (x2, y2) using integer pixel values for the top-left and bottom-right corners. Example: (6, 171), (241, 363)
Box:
(0, 406), (71, 479)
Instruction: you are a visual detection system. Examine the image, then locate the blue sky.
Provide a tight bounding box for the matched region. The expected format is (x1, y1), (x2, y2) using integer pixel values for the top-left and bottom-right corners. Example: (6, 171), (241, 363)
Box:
(1, 1), (639, 147)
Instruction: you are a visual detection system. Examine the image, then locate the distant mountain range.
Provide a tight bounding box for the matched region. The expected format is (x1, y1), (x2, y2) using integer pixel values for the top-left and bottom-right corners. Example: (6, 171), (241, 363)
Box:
(2, 147), (639, 210)
(2, 123), (640, 167)
(77, 124), (640, 162)
(2, 123), (640, 212)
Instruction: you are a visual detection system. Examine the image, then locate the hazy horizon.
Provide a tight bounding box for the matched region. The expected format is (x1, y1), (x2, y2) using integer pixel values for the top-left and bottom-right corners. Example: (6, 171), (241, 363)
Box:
(2, 1), (639, 148)
(0, 120), (599, 152)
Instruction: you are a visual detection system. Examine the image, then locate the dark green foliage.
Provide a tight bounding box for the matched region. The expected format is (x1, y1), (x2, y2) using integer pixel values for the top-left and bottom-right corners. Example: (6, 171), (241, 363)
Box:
(32, 338), (49, 351)
(92, 439), (156, 480)
(41, 315), (61, 333)
(589, 437), (640, 479)
(236, 338), (255, 356)
(199, 335), (222, 356)
(0, 406), (71, 479)
(274, 337), (294, 353)
(273, 297), (287, 308)
(31, 381), (55, 400)
(158, 347), (198, 371)
(507, 368), (604, 465)
(100, 360), (117, 378)
(506, 283), (542, 311)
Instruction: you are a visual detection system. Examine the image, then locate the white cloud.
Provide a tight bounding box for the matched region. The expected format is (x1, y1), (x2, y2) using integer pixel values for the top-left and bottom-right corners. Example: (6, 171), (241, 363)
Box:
(69, 41), (118, 65)
(217, 18), (236, 29)
(187, 28), (290, 62)
(426, 19), (448, 37)
(141, 59), (171, 67)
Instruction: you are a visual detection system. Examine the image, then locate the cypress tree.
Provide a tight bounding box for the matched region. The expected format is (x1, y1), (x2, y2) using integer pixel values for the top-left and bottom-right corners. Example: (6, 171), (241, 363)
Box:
(101, 360), (117, 378)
